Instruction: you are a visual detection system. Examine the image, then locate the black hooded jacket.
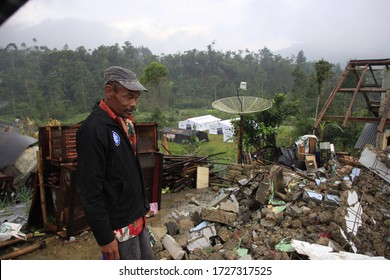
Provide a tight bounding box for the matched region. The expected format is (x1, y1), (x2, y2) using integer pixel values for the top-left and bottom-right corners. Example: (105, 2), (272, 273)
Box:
(76, 103), (150, 246)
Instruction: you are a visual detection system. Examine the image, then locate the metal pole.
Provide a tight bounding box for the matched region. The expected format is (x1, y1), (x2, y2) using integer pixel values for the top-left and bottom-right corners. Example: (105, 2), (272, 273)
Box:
(238, 114), (243, 164)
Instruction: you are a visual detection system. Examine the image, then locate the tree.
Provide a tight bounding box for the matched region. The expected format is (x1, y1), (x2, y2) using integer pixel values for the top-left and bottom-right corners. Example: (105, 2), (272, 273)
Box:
(295, 50), (306, 65)
(313, 120), (343, 141)
(314, 59), (333, 120)
(241, 93), (300, 150)
(141, 61), (168, 107)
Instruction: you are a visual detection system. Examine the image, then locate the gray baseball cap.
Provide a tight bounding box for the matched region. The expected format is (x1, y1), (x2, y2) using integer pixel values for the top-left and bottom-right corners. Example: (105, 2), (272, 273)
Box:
(104, 66), (148, 92)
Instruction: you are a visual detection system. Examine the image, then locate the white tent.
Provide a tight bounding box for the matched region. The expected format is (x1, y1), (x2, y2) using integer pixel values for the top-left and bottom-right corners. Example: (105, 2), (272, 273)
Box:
(178, 115), (221, 131)
(209, 121), (223, 135)
(209, 119), (236, 142)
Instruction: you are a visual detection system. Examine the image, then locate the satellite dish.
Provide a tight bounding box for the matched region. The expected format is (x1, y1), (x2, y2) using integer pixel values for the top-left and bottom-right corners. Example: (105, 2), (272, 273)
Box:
(212, 96), (272, 115)
(212, 92), (272, 164)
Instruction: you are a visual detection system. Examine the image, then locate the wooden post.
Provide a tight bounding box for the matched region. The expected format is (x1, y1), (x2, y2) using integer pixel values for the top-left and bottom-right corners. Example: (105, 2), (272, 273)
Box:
(36, 150), (47, 226)
(163, 134), (168, 155)
(0, 233), (34, 249)
(0, 240), (46, 260)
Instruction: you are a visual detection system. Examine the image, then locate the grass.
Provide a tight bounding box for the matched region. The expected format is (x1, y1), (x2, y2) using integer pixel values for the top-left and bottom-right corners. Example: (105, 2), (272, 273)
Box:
(160, 133), (238, 164)
(0, 186), (32, 211)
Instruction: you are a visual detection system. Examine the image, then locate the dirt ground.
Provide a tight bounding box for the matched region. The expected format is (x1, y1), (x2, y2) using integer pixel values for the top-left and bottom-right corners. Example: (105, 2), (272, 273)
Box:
(3, 188), (215, 260)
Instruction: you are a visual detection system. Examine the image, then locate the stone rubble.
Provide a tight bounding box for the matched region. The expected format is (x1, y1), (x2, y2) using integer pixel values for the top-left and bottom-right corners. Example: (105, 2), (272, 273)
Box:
(149, 159), (390, 260)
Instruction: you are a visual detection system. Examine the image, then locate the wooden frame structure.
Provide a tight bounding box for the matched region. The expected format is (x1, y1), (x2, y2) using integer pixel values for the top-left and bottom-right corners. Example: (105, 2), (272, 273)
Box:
(314, 58), (390, 133)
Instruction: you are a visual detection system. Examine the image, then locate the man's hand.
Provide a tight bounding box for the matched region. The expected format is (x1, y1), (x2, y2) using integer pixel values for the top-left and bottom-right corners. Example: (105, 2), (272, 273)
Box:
(101, 239), (120, 260)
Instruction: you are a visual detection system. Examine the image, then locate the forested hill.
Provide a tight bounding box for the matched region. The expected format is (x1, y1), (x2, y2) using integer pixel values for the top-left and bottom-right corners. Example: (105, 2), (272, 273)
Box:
(0, 41), (342, 116)
(1, 41), (367, 151)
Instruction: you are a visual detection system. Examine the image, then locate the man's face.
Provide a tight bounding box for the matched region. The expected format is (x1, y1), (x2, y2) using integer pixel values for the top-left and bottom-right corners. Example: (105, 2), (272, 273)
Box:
(106, 83), (140, 118)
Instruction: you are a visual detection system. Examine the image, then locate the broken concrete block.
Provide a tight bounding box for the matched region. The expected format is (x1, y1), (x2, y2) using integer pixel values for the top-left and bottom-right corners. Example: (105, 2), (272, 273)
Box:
(254, 166), (285, 206)
(148, 224), (167, 241)
(189, 196), (201, 205)
(280, 216), (292, 228)
(201, 208), (237, 225)
(287, 205), (303, 216)
(190, 224), (217, 241)
(359, 145), (390, 183)
(178, 218), (195, 232)
(155, 249), (173, 260)
(174, 231), (190, 248)
(255, 178), (272, 205)
(238, 178), (249, 186)
(270, 165), (285, 193)
(213, 243), (224, 252)
(224, 250), (238, 260)
(191, 220), (209, 231)
(201, 224), (217, 240)
(187, 236), (211, 252)
(220, 200), (239, 213)
(260, 218), (277, 228)
(242, 187), (253, 196)
(208, 192), (229, 208)
(217, 226), (233, 242)
(161, 234), (186, 260)
(166, 220), (180, 236)
(250, 210), (262, 221)
(291, 219), (303, 228)
(323, 194), (340, 206)
(170, 210), (189, 221)
(252, 230), (259, 240)
(302, 189), (323, 204)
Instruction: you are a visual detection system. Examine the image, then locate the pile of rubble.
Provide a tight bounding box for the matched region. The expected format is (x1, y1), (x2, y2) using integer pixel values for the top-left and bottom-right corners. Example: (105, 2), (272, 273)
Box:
(148, 150), (389, 260)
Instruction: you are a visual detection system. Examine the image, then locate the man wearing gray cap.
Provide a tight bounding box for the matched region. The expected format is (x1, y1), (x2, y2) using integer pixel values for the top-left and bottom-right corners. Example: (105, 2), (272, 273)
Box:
(76, 66), (154, 260)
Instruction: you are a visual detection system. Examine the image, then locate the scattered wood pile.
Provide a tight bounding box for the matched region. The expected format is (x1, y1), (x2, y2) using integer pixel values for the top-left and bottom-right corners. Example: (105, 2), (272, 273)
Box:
(161, 153), (225, 192)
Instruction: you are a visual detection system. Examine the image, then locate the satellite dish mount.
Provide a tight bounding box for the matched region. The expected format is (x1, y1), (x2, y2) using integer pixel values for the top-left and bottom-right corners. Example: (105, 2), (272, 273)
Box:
(212, 82), (272, 164)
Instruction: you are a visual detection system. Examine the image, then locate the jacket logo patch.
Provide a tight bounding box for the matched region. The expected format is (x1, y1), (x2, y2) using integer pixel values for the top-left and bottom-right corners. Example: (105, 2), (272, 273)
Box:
(112, 131), (120, 146)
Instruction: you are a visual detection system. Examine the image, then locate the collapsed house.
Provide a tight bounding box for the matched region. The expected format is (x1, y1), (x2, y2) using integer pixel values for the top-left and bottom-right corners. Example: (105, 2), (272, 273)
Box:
(148, 153), (389, 260)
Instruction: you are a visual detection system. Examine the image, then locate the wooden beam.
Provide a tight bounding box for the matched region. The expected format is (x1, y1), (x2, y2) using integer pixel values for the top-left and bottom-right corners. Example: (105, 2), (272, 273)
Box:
(0, 240), (46, 260)
(338, 87), (387, 93)
(314, 64), (351, 129)
(378, 89), (390, 132)
(343, 65), (369, 127)
(322, 116), (390, 124)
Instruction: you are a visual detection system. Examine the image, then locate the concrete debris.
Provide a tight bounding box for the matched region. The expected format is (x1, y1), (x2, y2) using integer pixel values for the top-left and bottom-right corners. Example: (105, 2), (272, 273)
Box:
(358, 144), (390, 183)
(291, 239), (386, 260)
(149, 153), (390, 260)
(187, 236), (212, 252)
(220, 194), (239, 213)
(161, 234), (186, 260)
(201, 208), (237, 225)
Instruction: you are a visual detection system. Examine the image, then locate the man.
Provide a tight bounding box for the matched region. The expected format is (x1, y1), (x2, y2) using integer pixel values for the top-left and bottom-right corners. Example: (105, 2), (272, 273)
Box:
(76, 66), (154, 260)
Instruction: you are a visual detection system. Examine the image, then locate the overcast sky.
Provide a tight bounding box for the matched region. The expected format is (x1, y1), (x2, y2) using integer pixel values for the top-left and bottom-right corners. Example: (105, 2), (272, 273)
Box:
(0, 0), (389, 64)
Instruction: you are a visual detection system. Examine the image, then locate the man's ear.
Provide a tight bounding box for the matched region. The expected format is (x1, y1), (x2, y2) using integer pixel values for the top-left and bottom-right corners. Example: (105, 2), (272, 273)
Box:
(105, 84), (113, 98)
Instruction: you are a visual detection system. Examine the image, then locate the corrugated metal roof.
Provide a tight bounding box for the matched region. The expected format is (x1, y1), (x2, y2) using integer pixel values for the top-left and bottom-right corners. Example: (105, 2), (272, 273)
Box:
(0, 130), (38, 169)
(354, 123), (377, 149)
